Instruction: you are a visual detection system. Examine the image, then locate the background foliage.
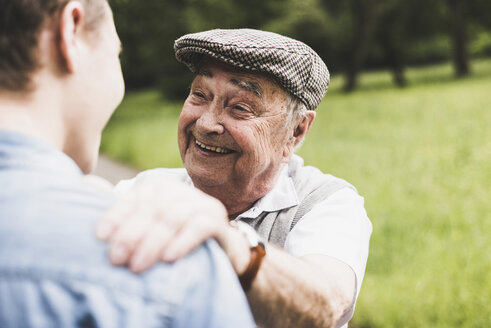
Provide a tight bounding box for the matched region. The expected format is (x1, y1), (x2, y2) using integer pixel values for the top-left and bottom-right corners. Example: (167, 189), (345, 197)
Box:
(112, 0), (491, 98)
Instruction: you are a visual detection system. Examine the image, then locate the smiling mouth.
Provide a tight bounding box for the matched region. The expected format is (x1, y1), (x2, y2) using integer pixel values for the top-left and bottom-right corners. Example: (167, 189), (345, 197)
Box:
(195, 139), (233, 154)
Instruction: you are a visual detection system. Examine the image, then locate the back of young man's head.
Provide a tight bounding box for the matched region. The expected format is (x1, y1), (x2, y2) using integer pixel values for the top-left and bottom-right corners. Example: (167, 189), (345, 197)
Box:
(0, 0), (107, 93)
(0, 0), (124, 174)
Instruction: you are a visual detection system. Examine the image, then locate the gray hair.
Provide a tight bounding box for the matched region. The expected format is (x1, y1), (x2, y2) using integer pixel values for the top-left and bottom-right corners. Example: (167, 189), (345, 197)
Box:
(283, 93), (310, 151)
(285, 92), (307, 127)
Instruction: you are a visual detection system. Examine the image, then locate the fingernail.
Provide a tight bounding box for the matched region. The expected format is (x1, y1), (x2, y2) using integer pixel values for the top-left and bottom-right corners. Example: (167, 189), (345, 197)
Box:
(96, 221), (113, 240)
(162, 248), (178, 262)
(130, 254), (147, 273)
(110, 244), (128, 265)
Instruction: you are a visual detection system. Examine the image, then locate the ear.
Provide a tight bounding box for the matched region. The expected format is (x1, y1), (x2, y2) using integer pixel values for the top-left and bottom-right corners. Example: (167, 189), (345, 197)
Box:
(282, 110), (316, 162)
(58, 1), (86, 73)
(292, 110), (316, 147)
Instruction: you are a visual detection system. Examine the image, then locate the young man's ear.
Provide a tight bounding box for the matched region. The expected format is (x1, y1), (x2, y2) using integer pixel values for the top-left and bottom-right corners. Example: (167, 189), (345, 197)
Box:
(58, 1), (86, 73)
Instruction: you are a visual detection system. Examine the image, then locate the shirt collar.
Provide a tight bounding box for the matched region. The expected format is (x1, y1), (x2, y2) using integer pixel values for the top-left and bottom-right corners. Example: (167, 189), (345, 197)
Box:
(237, 158), (300, 219)
(0, 130), (83, 177)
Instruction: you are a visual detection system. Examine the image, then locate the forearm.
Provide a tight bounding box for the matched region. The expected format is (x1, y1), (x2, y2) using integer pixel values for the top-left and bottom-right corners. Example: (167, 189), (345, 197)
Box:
(246, 245), (354, 328)
(97, 182), (356, 328)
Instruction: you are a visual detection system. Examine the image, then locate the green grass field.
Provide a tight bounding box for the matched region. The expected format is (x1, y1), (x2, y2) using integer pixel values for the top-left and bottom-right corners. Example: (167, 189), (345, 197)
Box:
(101, 59), (491, 327)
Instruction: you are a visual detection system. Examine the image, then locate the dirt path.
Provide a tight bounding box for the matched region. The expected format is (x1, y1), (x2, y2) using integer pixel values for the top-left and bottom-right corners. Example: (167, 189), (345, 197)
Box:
(93, 155), (139, 185)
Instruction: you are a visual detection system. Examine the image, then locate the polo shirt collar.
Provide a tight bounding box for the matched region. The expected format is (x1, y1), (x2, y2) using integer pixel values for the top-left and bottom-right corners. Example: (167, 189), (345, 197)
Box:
(0, 130), (82, 177)
(237, 162), (299, 219)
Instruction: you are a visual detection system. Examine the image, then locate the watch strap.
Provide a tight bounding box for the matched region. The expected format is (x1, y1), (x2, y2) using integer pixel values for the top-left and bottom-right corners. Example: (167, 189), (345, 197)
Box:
(239, 242), (266, 291)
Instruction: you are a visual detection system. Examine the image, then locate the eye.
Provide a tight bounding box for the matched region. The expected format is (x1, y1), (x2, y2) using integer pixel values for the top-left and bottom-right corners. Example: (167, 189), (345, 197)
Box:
(229, 102), (254, 117)
(193, 91), (206, 99)
(189, 90), (207, 104)
(234, 105), (247, 112)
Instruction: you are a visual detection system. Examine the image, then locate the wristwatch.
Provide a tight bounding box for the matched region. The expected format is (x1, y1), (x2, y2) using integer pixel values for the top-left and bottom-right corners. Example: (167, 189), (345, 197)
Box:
(230, 220), (267, 291)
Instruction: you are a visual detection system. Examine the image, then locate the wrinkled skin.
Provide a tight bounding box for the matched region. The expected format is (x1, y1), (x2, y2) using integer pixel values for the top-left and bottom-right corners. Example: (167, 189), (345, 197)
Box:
(178, 60), (297, 217)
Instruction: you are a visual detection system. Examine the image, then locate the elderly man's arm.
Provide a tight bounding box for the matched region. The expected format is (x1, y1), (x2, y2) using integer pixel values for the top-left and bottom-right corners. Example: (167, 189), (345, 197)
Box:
(96, 177), (358, 328)
(215, 222), (357, 328)
(246, 246), (356, 328)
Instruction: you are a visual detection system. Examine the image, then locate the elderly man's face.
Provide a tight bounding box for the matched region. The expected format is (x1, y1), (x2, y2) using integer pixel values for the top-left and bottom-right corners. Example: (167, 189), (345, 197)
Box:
(178, 61), (294, 194)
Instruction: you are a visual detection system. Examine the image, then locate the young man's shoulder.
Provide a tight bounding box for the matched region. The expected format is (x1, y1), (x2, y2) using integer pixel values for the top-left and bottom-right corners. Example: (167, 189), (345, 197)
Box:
(0, 169), (250, 327)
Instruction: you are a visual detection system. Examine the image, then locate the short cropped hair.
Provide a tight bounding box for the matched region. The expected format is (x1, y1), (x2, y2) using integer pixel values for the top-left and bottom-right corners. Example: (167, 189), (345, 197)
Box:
(285, 93), (307, 126)
(0, 0), (106, 92)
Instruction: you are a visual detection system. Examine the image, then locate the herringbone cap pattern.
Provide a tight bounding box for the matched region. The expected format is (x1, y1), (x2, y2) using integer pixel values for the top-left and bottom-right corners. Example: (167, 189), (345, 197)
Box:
(174, 29), (329, 110)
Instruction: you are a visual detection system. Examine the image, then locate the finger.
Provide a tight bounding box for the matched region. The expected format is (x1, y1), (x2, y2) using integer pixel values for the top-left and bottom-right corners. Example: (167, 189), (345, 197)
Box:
(129, 221), (176, 273)
(95, 219), (116, 241)
(97, 182), (181, 241)
(161, 217), (214, 262)
(96, 197), (136, 240)
(108, 209), (155, 266)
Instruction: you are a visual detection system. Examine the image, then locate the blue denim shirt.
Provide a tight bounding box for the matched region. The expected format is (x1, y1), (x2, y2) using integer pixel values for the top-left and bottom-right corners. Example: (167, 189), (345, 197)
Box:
(0, 130), (255, 328)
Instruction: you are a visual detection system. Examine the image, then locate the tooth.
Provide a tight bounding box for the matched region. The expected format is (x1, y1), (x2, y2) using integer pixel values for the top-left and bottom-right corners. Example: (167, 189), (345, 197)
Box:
(195, 138), (230, 153)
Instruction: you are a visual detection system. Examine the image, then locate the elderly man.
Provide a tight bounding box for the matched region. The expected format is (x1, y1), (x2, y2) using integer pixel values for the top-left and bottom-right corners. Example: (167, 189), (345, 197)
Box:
(99, 29), (372, 328)
(0, 2), (255, 327)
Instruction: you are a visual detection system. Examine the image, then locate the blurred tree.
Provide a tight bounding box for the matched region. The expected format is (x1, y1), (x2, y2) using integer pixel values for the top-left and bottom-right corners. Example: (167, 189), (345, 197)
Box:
(322, 0), (449, 90)
(267, 0), (356, 90)
(184, 0), (286, 31)
(266, 0), (332, 65)
(112, 0), (192, 99)
(111, 0), (491, 98)
(113, 0), (288, 100)
(446, 0), (471, 77)
(443, 0), (491, 77)
(341, 0), (376, 92)
(373, 0), (444, 87)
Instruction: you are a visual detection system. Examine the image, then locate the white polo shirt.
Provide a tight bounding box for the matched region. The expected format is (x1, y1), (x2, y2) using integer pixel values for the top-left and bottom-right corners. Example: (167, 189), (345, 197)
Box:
(234, 156), (372, 297)
(116, 155), (372, 324)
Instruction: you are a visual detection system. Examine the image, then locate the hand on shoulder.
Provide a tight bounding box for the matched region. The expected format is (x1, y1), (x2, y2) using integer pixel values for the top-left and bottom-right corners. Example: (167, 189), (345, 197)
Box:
(95, 176), (231, 273)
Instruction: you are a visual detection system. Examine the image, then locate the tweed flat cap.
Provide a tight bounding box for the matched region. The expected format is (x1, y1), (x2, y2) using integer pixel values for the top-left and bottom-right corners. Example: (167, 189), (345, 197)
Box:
(174, 29), (329, 111)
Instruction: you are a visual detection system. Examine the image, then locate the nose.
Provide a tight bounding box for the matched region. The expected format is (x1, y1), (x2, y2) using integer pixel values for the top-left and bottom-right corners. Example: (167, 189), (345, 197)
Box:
(196, 100), (224, 135)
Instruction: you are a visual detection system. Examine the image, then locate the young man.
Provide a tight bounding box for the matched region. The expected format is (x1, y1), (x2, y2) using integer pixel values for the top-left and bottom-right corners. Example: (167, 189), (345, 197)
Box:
(0, 1), (254, 327)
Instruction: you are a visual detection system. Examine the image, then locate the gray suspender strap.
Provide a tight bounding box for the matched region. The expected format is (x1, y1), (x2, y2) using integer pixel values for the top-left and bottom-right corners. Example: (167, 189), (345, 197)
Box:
(241, 174), (355, 248)
(290, 178), (354, 231)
